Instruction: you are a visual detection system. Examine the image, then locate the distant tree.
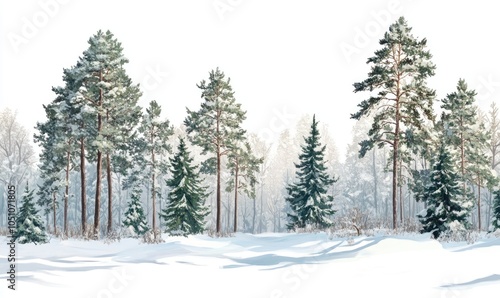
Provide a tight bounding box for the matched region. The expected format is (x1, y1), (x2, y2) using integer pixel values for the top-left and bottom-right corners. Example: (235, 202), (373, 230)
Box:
(226, 141), (263, 232)
(184, 68), (246, 234)
(286, 115), (337, 230)
(418, 133), (472, 239)
(0, 108), (35, 190)
(122, 188), (150, 237)
(351, 17), (436, 229)
(160, 138), (209, 236)
(13, 185), (48, 244)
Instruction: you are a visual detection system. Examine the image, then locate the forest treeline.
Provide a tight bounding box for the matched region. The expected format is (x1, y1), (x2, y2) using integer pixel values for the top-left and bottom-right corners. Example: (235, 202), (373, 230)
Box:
(1, 17), (500, 243)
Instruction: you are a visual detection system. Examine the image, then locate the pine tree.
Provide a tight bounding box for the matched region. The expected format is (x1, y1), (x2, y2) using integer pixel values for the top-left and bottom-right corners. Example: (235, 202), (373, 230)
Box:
(13, 185), (48, 244)
(351, 17), (436, 229)
(160, 138), (209, 236)
(285, 115), (337, 230)
(184, 68), (246, 234)
(137, 100), (173, 241)
(122, 188), (150, 237)
(441, 79), (497, 230)
(491, 189), (500, 232)
(71, 30), (142, 238)
(418, 135), (472, 239)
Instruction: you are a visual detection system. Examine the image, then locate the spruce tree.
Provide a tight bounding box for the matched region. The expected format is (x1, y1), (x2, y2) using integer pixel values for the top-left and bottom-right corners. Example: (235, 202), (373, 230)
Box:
(122, 188), (150, 237)
(34, 103), (65, 235)
(13, 186), (49, 244)
(184, 68), (246, 234)
(418, 136), (472, 239)
(351, 16), (436, 229)
(285, 115), (337, 230)
(160, 138), (209, 236)
(491, 189), (500, 232)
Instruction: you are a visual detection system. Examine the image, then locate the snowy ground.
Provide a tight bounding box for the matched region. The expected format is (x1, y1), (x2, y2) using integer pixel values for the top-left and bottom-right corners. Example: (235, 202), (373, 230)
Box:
(1, 232), (500, 298)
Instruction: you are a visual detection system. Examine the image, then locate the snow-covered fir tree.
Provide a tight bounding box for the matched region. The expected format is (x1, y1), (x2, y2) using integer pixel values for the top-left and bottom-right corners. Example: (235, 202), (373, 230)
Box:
(122, 188), (150, 237)
(491, 189), (500, 232)
(285, 115), (337, 230)
(418, 135), (472, 239)
(160, 138), (209, 236)
(13, 185), (49, 244)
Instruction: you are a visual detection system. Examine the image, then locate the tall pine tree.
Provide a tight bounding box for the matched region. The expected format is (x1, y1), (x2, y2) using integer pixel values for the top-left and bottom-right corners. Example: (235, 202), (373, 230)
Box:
(441, 79), (497, 230)
(71, 30), (142, 238)
(184, 68), (246, 234)
(137, 100), (173, 241)
(351, 17), (436, 229)
(286, 115), (337, 230)
(160, 138), (209, 236)
(13, 185), (49, 244)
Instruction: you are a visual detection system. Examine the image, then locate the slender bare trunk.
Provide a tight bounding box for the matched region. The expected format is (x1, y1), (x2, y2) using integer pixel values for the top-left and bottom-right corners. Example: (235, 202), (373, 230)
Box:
(106, 153), (112, 235)
(216, 116), (221, 234)
(53, 192), (57, 235)
(234, 163), (239, 233)
(64, 148), (70, 236)
(478, 177), (481, 231)
(392, 103), (400, 230)
(80, 134), (86, 235)
(94, 71), (103, 238)
(152, 141), (156, 240)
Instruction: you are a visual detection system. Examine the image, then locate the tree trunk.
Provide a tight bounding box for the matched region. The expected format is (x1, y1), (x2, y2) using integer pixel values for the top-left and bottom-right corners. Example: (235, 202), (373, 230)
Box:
(216, 120), (221, 234)
(94, 149), (102, 237)
(252, 192), (256, 233)
(94, 76), (103, 238)
(372, 148), (378, 216)
(106, 153), (112, 235)
(52, 192), (57, 235)
(80, 134), (86, 235)
(234, 163), (239, 233)
(118, 174), (122, 231)
(64, 148), (70, 236)
(392, 110), (400, 230)
(478, 177), (481, 231)
(152, 142), (156, 240)
(399, 160), (403, 224)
